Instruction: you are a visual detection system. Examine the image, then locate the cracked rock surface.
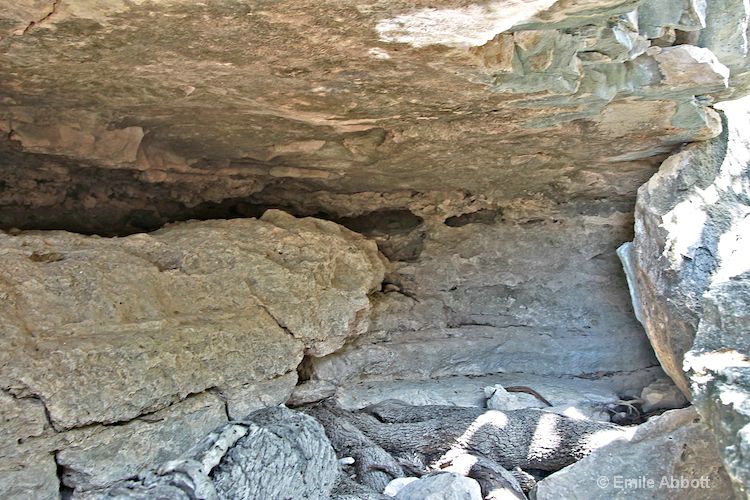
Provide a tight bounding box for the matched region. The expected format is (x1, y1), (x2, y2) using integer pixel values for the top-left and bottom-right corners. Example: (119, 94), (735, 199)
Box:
(624, 97), (750, 496)
(0, 210), (383, 495)
(2, 0), (750, 497)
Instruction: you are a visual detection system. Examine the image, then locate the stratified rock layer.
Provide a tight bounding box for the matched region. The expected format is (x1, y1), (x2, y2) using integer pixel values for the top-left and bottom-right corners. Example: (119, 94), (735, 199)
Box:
(2, 0), (750, 496)
(0, 211), (384, 496)
(0, 0), (742, 235)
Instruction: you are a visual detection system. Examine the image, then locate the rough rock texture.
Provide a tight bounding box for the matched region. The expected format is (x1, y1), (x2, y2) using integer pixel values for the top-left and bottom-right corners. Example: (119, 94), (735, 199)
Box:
(640, 379), (689, 413)
(1, 0), (745, 407)
(624, 96), (750, 494)
(393, 473), (482, 500)
(0, 0), (739, 236)
(626, 99), (750, 396)
(2, 0), (750, 495)
(685, 277), (750, 497)
(532, 407), (735, 499)
(0, 211), (384, 495)
(332, 369), (666, 412)
(77, 406), (340, 500)
(57, 392), (228, 492)
(306, 214), (659, 384)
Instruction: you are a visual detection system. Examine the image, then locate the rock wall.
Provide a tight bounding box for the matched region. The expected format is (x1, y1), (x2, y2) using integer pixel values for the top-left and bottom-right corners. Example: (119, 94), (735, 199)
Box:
(308, 209), (658, 384)
(0, 211), (384, 495)
(2, 0), (750, 496)
(624, 97), (750, 495)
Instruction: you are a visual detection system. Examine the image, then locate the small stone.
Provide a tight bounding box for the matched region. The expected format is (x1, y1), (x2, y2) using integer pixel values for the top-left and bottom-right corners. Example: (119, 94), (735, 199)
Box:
(640, 380), (689, 413)
(394, 473), (482, 500)
(384, 477), (419, 497)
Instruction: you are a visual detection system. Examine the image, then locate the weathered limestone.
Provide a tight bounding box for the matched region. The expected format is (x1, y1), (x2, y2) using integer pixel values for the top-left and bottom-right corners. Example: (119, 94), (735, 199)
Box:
(56, 393), (227, 491)
(2, 0), (750, 495)
(77, 406), (341, 500)
(1, 0), (744, 235)
(532, 407), (735, 499)
(684, 277), (750, 496)
(332, 370), (666, 414)
(307, 213), (658, 384)
(625, 99), (750, 396)
(623, 96), (750, 495)
(0, 211), (384, 495)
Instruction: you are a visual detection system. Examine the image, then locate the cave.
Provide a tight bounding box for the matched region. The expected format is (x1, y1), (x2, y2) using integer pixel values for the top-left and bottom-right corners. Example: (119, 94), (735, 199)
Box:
(1, 1), (748, 499)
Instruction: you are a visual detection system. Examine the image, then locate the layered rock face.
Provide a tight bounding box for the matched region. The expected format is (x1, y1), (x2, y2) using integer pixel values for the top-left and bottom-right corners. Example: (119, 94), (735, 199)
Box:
(0, 211), (383, 495)
(624, 98), (750, 496)
(1, 0), (750, 497)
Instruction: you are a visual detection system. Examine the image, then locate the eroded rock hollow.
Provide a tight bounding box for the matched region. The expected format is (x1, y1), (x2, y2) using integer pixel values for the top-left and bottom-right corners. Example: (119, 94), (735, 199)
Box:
(1, 0), (748, 498)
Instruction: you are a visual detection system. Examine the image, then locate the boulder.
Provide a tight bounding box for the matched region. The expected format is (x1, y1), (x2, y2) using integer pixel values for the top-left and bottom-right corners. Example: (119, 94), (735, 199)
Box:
(532, 407), (735, 499)
(684, 275), (750, 496)
(624, 96), (750, 494)
(384, 477), (419, 497)
(76, 406), (340, 500)
(640, 379), (689, 413)
(626, 96), (750, 396)
(0, 211), (384, 493)
(394, 473), (483, 500)
(56, 393), (227, 491)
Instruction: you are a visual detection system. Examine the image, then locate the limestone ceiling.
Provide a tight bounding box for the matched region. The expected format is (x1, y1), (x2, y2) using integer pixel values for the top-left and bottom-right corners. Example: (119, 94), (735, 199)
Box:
(0, 0), (747, 230)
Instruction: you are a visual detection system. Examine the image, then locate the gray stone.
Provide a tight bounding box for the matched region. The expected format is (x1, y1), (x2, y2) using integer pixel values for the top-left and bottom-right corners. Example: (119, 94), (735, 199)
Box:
(638, 0), (707, 39)
(0, 211), (384, 494)
(0, 450), (60, 500)
(628, 96), (750, 397)
(685, 275), (750, 496)
(288, 380), (338, 407)
(2, 1), (750, 495)
(485, 385), (548, 411)
(333, 370), (668, 412)
(394, 473), (482, 500)
(76, 406), (340, 500)
(0, 212), (383, 430)
(57, 392), (228, 491)
(309, 214), (658, 385)
(640, 380), (689, 413)
(384, 477), (419, 497)
(532, 407), (735, 499)
(0, 391), (59, 499)
(223, 372), (298, 420)
(0, 1), (737, 237)
(699, 0), (750, 93)
(619, 95), (750, 497)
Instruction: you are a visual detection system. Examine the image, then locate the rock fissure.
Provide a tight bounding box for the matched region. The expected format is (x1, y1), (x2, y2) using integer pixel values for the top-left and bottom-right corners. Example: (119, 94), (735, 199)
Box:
(18, 0), (60, 36)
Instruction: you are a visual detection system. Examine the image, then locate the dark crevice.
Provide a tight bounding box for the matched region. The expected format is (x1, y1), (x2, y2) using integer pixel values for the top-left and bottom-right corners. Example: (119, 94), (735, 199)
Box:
(0, 142), (428, 256)
(20, 0), (61, 35)
(381, 277), (420, 302)
(296, 356), (315, 384)
(334, 209), (423, 235)
(54, 452), (74, 499)
(444, 208), (502, 227)
(206, 387), (231, 421)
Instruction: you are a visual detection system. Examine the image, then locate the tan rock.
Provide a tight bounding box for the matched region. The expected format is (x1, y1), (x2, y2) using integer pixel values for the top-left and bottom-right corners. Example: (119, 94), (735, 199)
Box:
(0, 212), (384, 431)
